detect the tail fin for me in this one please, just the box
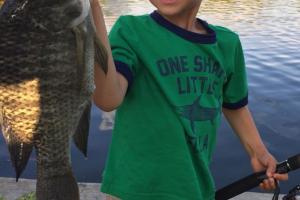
[36,169,79,200]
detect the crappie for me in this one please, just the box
[0,0,107,199]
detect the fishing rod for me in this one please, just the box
[282,185,300,200]
[215,154,300,200]
[272,184,300,200]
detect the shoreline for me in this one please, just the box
[0,177,286,200]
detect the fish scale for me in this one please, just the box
[0,0,108,199]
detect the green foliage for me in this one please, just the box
[0,195,5,200]
[16,192,36,200]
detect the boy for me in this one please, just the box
[91,0,288,199]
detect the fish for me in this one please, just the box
[176,95,220,151]
[0,0,108,199]
[175,95,221,133]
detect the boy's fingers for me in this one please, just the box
[267,180,274,190]
[274,173,289,181]
[262,179,270,190]
[260,178,277,191]
[259,183,265,190]
[266,162,276,177]
[269,178,276,189]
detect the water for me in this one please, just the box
[0,0,299,195]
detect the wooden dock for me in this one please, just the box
[0,177,290,200]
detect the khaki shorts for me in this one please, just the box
[106,195,120,200]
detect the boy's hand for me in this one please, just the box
[251,152,288,191]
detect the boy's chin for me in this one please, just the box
[156,7,184,18]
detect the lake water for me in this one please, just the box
[0,0,300,195]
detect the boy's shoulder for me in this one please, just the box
[208,24,240,42]
[209,24,239,37]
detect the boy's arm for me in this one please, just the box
[222,106,288,190]
[90,0,128,111]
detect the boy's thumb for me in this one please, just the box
[266,162,276,178]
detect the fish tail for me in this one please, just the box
[34,127,79,200]
[36,168,80,200]
[190,120,195,133]
[73,101,91,157]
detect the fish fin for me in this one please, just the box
[190,120,195,133]
[173,105,181,113]
[73,101,91,157]
[8,140,33,181]
[88,11,108,74]
[201,134,209,152]
[0,110,33,181]
[94,34,108,74]
[2,128,33,181]
[175,105,192,114]
[73,25,85,74]
[194,95,202,104]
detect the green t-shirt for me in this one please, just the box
[101,11,248,200]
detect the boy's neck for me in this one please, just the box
[157,7,207,35]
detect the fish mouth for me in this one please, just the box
[2,0,92,32]
[68,0,90,28]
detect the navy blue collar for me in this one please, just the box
[150,11,216,44]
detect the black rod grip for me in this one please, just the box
[215,154,300,200]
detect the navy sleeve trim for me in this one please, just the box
[114,60,134,88]
[222,95,248,109]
